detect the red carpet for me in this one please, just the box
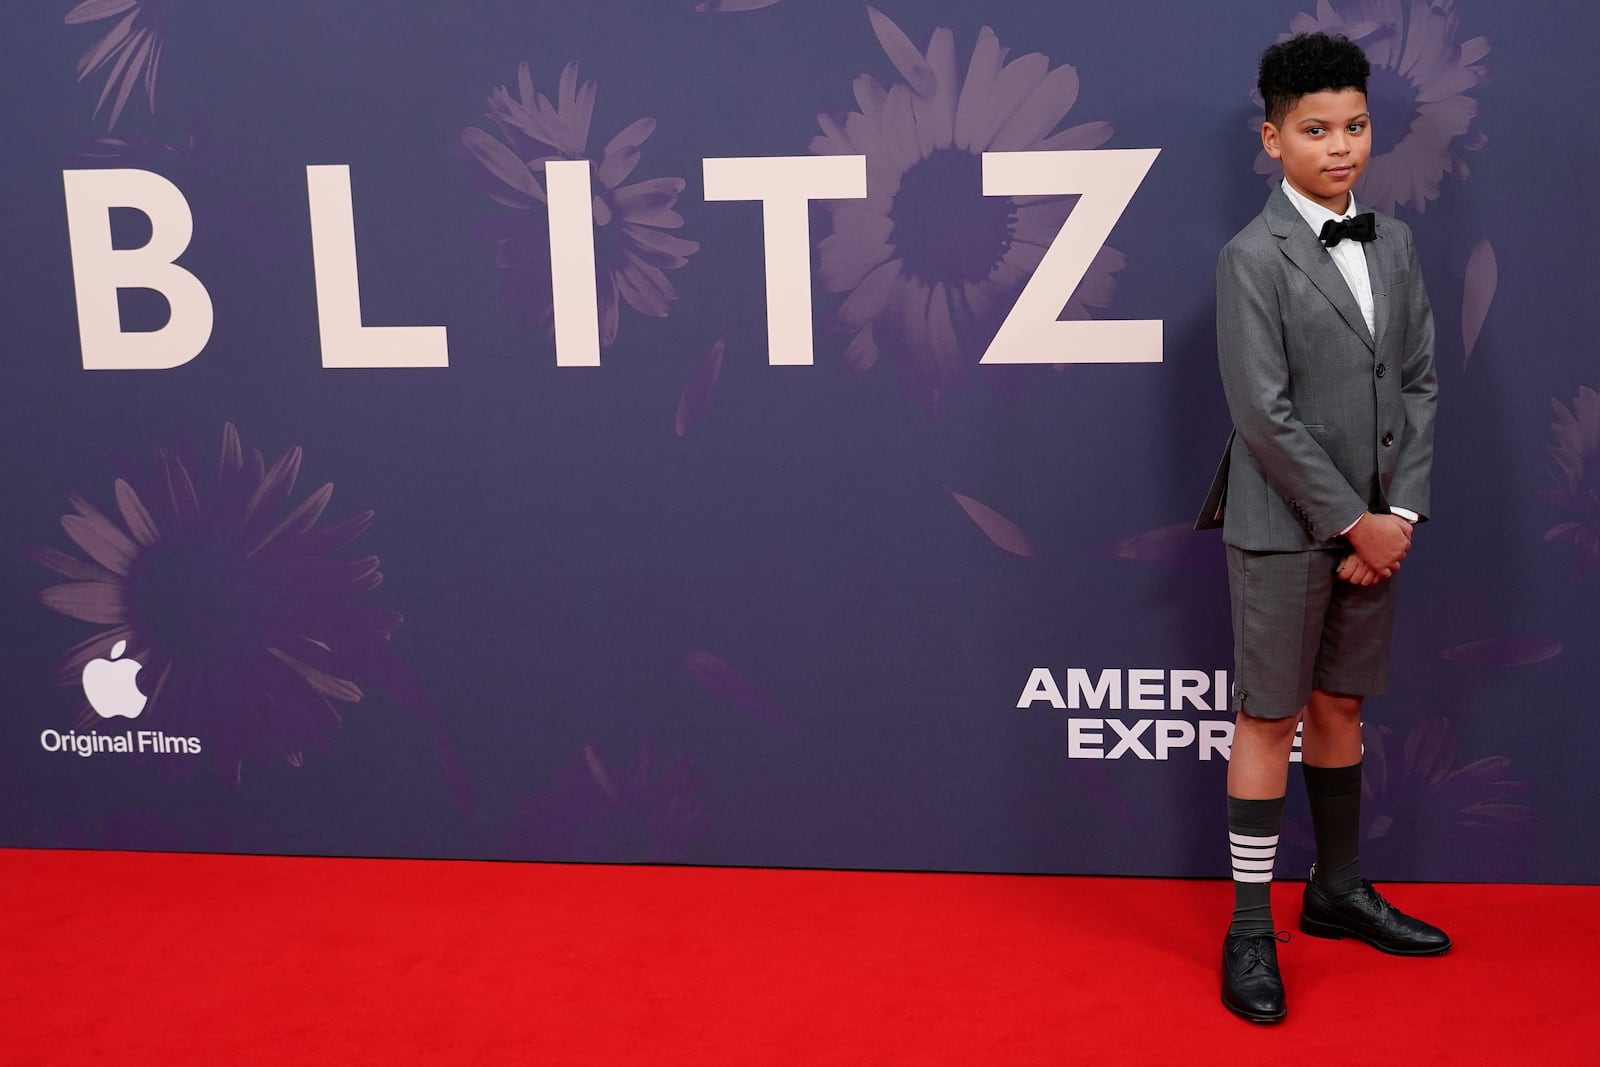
[3,850,1595,1065]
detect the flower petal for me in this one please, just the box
[675,340,725,437]
[842,326,880,374]
[615,262,672,318]
[1440,636,1563,667]
[596,117,655,189]
[954,27,1005,151]
[1037,120,1114,152]
[925,284,963,376]
[27,545,118,582]
[460,127,544,203]
[105,30,152,127]
[66,0,137,23]
[695,0,785,10]
[268,646,363,703]
[913,27,958,151]
[867,5,938,97]
[39,581,126,624]
[598,271,621,346]
[218,422,243,478]
[684,651,794,729]
[971,52,1050,152]
[74,11,137,78]
[619,223,700,268]
[114,478,160,546]
[1093,521,1221,568]
[990,62,1080,152]
[946,486,1037,557]
[249,482,334,557]
[838,256,905,331]
[61,512,137,575]
[1461,238,1496,366]
[242,446,303,533]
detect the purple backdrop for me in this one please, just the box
[2,0,1592,884]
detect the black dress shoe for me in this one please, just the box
[1300,876,1452,956]
[1221,931,1288,1023]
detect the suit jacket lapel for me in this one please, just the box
[1263,186,1375,352]
[1365,236,1390,353]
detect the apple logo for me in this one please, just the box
[82,639,148,719]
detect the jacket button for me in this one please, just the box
[1376,363,1387,377]
[1382,431,1395,446]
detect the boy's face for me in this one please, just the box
[1261,88,1371,212]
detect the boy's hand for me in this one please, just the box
[1336,553,1384,586]
[1344,512,1412,576]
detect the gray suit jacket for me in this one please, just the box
[1196,185,1438,551]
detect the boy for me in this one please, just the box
[1197,32,1448,1024]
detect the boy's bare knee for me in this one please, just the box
[1306,689,1363,724]
[1235,708,1303,741]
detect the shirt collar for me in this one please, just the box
[1280,178,1359,237]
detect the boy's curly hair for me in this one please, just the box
[1259,33,1370,127]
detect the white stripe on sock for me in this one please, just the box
[1230,831,1278,884]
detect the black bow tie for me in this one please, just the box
[1319,213,1376,247]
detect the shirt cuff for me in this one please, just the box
[1390,507,1420,523]
[1337,512,1364,537]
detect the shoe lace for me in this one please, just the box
[1351,879,1391,915]
[1235,931,1290,975]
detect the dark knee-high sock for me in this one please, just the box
[1227,794,1285,936]
[1304,762,1363,894]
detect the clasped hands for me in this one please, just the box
[1336,512,1413,586]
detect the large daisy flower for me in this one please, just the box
[32,424,402,781]
[1542,386,1600,575]
[459,63,700,348]
[1254,0,1489,214]
[66,0,173,129]
[1282,717,1531,876]
[810,7,1121,410]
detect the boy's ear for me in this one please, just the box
[1261,120,1283,160]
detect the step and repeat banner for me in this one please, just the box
[2,1,1594,883]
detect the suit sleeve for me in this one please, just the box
[1384,225,1438,520]
[1216,241,1368,541]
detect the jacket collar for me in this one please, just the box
[1264,184,1378,352]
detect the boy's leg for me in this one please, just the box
[1297,589,1452,954]
[1222,546,1333,1023]
[1222,709,1298,1023]
[1226,710,1300,934]
[1301,689,1364,894]
[1224,546,1332,932]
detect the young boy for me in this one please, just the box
[1197,32,1448,1024]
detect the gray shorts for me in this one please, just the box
[1226,545,1398,720]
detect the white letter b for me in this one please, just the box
[63,169,214,370]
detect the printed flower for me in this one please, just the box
[459,63,700,348]
[695,0,785,10]
[810,7,1121,410]
[1360,718,1531,838]
[1541,386,1600,575]
[32,424,402,780]
[1255,0,1489,215]
[512,741,706,862]
[1283,717,1531,875]
[66,0,173,129]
